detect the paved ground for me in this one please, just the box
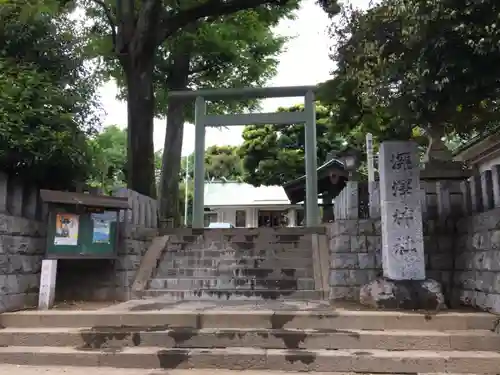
[0,366,304,375]
[0,366,475,375]
[55,297,481,313]
[99,298,336,312]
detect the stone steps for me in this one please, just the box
[1,327,499,351]
[156,257,313,269]
[164,249,313,258]
[1,308,497,372]
[1,310,495,330]
[2,368,477,375]
[150,231,317,301]
[148,277,315,290]
[156,267,313,278]
[0,345,499,372]
[1,368,474,375]
[140,289,323,301]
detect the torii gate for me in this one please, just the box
[168,86,320,228]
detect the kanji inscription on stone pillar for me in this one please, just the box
[379,141,425,280]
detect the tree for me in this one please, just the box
[87,125,127,191]
[204,145,243,181]
[179,146,243,181]
[88,126,163,192]
[323,0,500,161]
[239,103,346,186]
[0,4,100,189]
[156,5,299,224]
[82,0,331,199]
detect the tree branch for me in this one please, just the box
[189,64,211,76]
[90,0,117,50]
[158,0,291,44]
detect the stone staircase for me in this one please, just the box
[144,228,324,300]
[0,307,499,372]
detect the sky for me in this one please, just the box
[97,0,372,156]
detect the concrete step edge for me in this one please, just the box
[1,327,496,336]
[146,287,315,292]
[1,310,494,318]
[149,277,315,281]
[2,327,499,351]
[155,267,312,270]
[0,346,499,372]
[140,290,322,298]
[162,257,313,261]
[0,312,495,330]
[140,290,323,300]
[164,249,313,253]
[0,369,483,375]
[140,289,321,294]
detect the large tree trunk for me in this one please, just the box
[124,55,157,198]
[158,48,191,226]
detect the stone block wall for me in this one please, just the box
[0,214,46,313]
[114,226,156,300]
[327,219,382,300]
[424,219,455,301]
[327,218,456,302]
[453,208,500,312]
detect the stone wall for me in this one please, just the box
[115,227,156,300]
[0,214,46,313]
[424,218,455,302]
[453,208,500,312]
[327,217,456,302]
[327,219,381,300]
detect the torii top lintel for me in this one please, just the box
[167,85,318,101]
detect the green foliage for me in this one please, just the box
[322,0,500,141]
[87,125,127,192]
[0,5,100,189]
[239,104,346,186]
[180,145,243,181]
[170,5,298,117]
[204,146,243,181]
[89,126,243,191]
[85,2,300,118]
[77,0,342,197]
[316,0,341,16]
[88,126,163,192]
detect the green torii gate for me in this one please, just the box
[168,85,319,228]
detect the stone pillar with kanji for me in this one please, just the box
[359,141,446,310]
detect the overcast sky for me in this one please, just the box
[97,0,372,156]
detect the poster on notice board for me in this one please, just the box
[54,213,79,246]
[91,212,115,244]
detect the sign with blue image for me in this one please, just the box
[91,211,116,244]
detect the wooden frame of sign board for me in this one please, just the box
[40,189,130,260]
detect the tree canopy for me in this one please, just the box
[153,4,297,224]
[0,4,100,189]
[79,0,338,198]
[89,126,243,189]
[204,145,243,181]
[239,103,346,186]
[88,126,163,192]
[320,0,500,146]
